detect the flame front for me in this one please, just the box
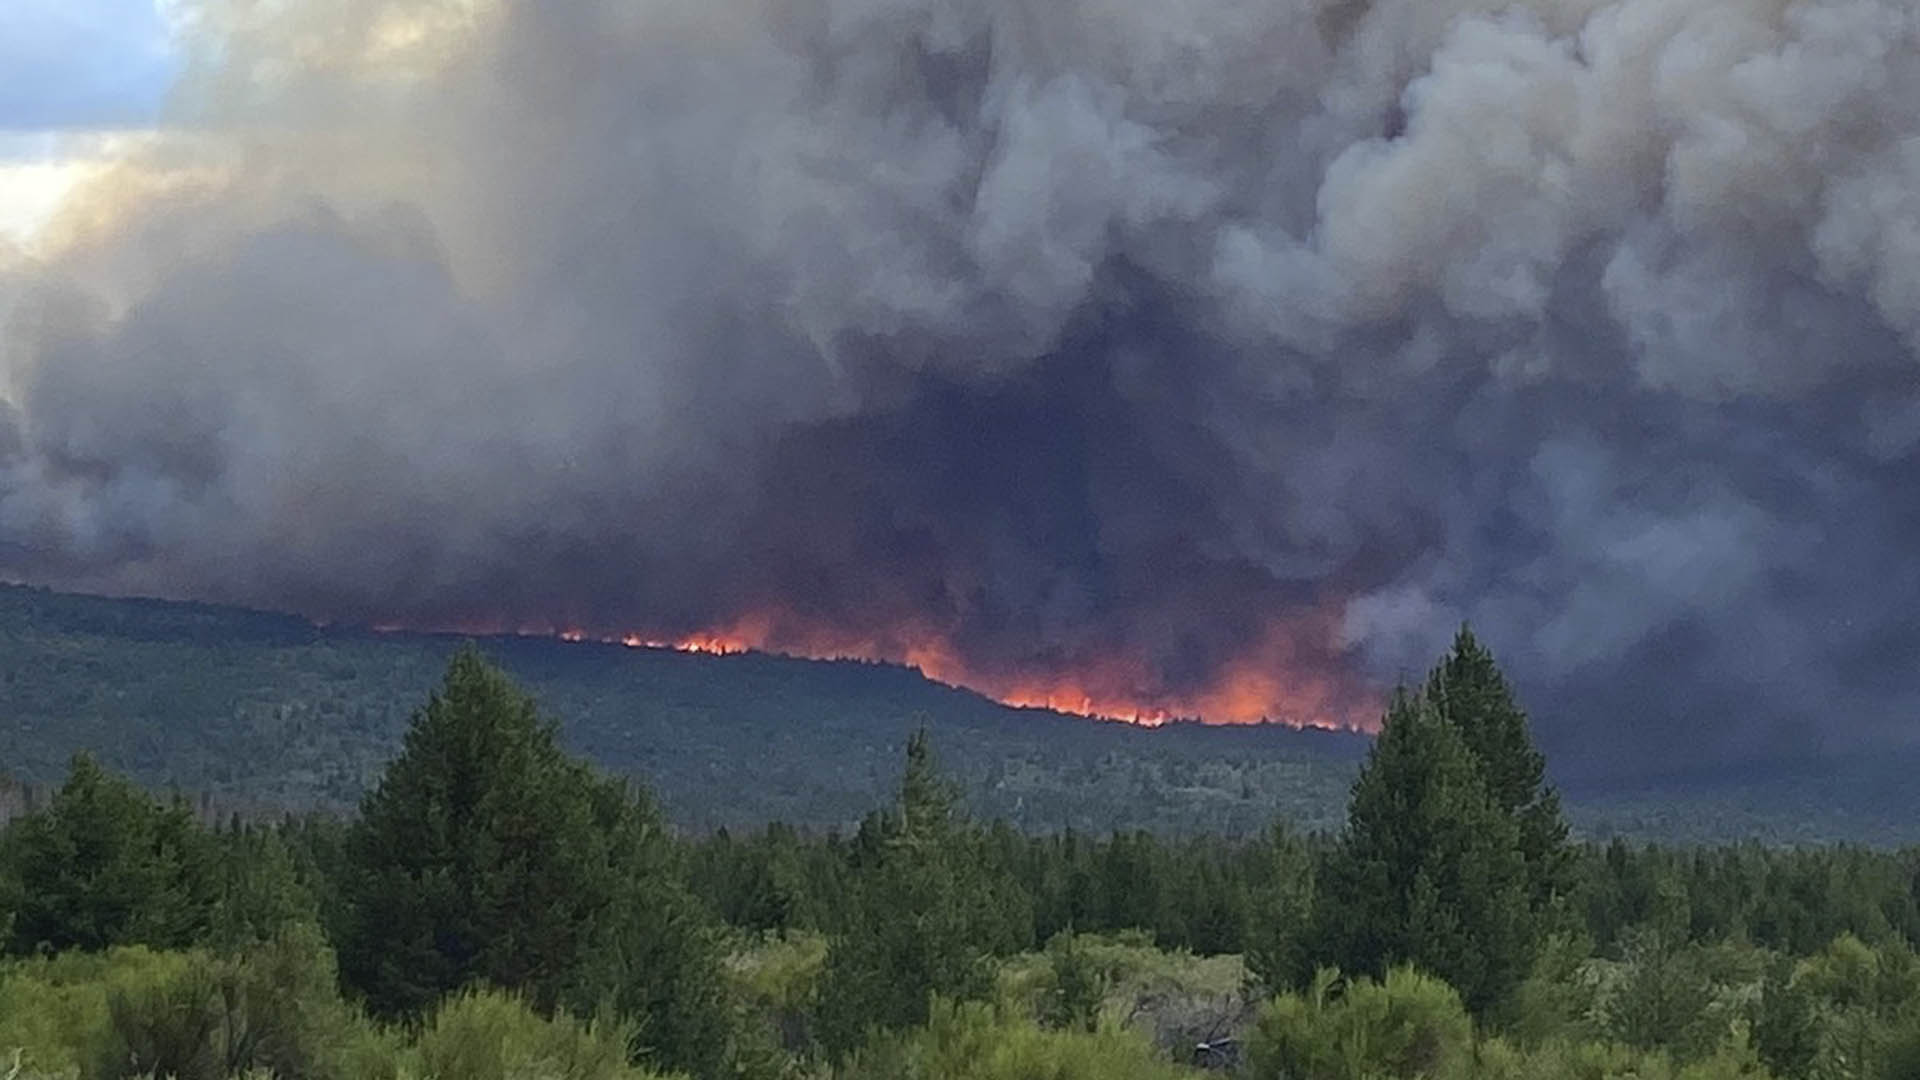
[540,609,1378,731]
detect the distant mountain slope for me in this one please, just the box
[0,584,1367,834]
[0,583,1913,843]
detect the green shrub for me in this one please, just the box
[99,925,392,1080]
[725,931,827,1056]
[1245,967,1473,1080]
[1039,931,1105,1033]
[408,989,675,1080]
[1498,931,1601,1046]
[1586,932,1768,1059]
[0,946,192,1077]
[0,931,393,1080]
[836,998,1188,1080]
[993,932,1245,1036]
[1879,1014,1920,1080]
[1457,1037,1678,1080]
[1795,934,1920,1017]
[1781,937,1920,1080]
[103,958,227,1080]
[1392,1033,1774,1080]
[1452,1036,1652,1080]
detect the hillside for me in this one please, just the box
[0,584,1369,834]
[0,583,1914,842]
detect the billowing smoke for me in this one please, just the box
[5,0,1920,776]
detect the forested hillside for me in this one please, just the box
[0,584,1365,835]
[0,583,1916,842]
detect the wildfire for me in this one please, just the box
[375,605,1374,730]
[617,631,751,656]
[531,609,1377,732]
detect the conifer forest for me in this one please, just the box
[6,632,1920,1079]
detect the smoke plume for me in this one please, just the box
[6,0,1920,775]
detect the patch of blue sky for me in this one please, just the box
[0,0,181,136]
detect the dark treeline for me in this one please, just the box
[688,812,1920,964]
[4,633,1920,1078]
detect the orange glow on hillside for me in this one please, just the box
[520,608,1379,732]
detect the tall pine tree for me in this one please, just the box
[816,729,1021,1056]
[1314,690,1533,1014]
[338,648,607,1017]
[336,648,732,1076]
[1244,822,1316,992]
[1424,626,1572,914]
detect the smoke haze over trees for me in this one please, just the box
[5,0,1920,776]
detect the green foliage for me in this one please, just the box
[834,998,1190,1080]
[0,950,682,1080]
[15,605,1920,1080]
[1317,690,1533,1014]
[409,989,676,1080]
[0,946,195,1077]
[1039,931,1105,1032]
[337,648,734,1077]
[1243,822,1316,992]
[1462,1035,1775,1080]
[690,827,818,934]
[339,648,606,1017]
[1772,934,1920,1079]
[1424,627,1573,912]
[1496,927,1606,1047]
[1880,1016,1920,1080]
[1306,631,1570,1017]
[0,930,392,1080]
[1573,841,1920,958]
[2,753,218,955]
[1793,933,1920,1018]
[1246,966,1475,1080]
[1248,965,1779,1080]
[816,732,1021,1057]
[995,931,1250,1066]
[562,801,739,1080]
[101,924,390,1080]
[724,931,829,1058]
[1751,955,1819,1078]
[209,825,320,949]
[1585,931,1769,1059]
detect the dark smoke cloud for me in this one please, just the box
[4,0,1920,776]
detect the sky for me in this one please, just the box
[0,0,178,243]
[0,0,176,130]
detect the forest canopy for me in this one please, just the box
[4,634,1920,1078]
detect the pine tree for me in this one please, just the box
[816,729,1014,1057]
[337,647,731,1076]
[1423,626,1572,912]
[1314,690,1533,1014]
[567,775,737,1080]
[210,823,319,949]
[3,753,216,954]
[338,648,605,1017]
[1245,822,1316,992]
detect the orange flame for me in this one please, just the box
[372,604,1376,731]
[527,608,1379,732]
